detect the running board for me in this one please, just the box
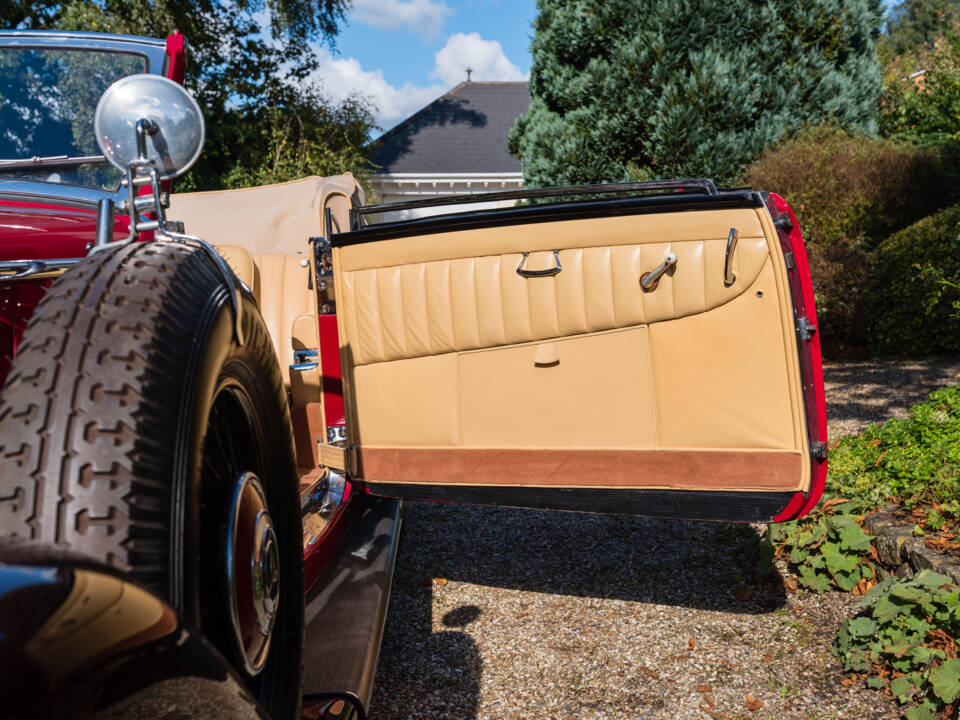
[362,483,795,523]
[301,494,402,711]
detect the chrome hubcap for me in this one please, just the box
[225,472,279,676]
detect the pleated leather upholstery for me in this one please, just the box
[339,236,768,366]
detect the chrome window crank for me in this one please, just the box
[639,251,677,292]
[724,227,738,286]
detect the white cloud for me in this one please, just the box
[311,48,446,130]
[431,32,526,87]
[309,33,526,132]
[351,0,453,38]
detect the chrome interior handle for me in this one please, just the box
[639,251,677,292]
[516,250,562,278]
[724,227,738,286]
[291,348,318,372]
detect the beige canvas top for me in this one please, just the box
[168,174,365,255]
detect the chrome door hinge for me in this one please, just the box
[798,316,817,341]
[326,424,347,444]
[810,442,828,463]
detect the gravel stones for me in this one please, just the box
[824,356,960,438]
[370,501,898,719]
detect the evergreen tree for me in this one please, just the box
[509,0,884,186]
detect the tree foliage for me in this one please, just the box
[879,1,960,144]
[509,0,884,187]
[2,0,375,190]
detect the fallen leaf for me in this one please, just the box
[745,694,764,711]
[823,497,852,508]
[783,577,798,593]
[841,677,854,687]
[638,666,659,680]
[869,545,880,563]
[704,695,716,710]
[688,637,696,650]
[696,685,713,693]
[516,612,529,619]
[761,654,772,663]
[667,678,676,684]
[434,577,447,585]
[735,588,754,601]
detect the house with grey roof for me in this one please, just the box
[367,81,529,218]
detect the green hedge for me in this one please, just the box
[746,126,957,355]
[869,205,960,356]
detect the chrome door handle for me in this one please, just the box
[724,227,738,286]
[516,250,562,278]
[291,348,318,372]
[639,251,677,292]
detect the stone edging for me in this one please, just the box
[863,506,960,585]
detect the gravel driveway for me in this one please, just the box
[370,359,959,719]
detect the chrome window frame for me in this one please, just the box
[0,30,166,73]
[0,30,170,208]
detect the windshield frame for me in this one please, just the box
[0,31,166,73]
[0,31,169,198]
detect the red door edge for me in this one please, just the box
[765,193,828,522]
[164,32,187,83]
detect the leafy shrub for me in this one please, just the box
[834,571,960,718]
[827,385,960,508]
[869,204,960,356]
[747,125,954,250]
[746,125,956,355]
[768,499,877,592]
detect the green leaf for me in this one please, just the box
[910,646,945,666]
[905,704,938,720]
[866,677,887,690]
[833,569,861,591]
[890,584,927,603]
[891,674,919,701]
[846,616,878,638]
[858,576,897,609]
[811,572,833,594]
[929,658,960,703]
[914,570,954,590]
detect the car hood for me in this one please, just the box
[0,202,128,261]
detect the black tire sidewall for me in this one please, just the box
[174,285,303,719]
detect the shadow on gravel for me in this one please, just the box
[369,500,786,719]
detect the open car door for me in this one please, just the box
[325,181,827,523]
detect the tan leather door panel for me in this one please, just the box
[333,207,808,493]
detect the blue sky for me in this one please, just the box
[310,0,537,135]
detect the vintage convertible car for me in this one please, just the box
[0,31,398,720]
[0,27,827,720]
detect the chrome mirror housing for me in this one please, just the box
[94,74,203,180]
[93,74,204,245]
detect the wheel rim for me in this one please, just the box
[225,471,280,676]
[198,375,281,698]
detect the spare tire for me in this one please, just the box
[0,241,303,718]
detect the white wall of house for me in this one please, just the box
[369,171,524,220]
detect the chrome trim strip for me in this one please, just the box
[0,257,82,280]
[0,179,122,210]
